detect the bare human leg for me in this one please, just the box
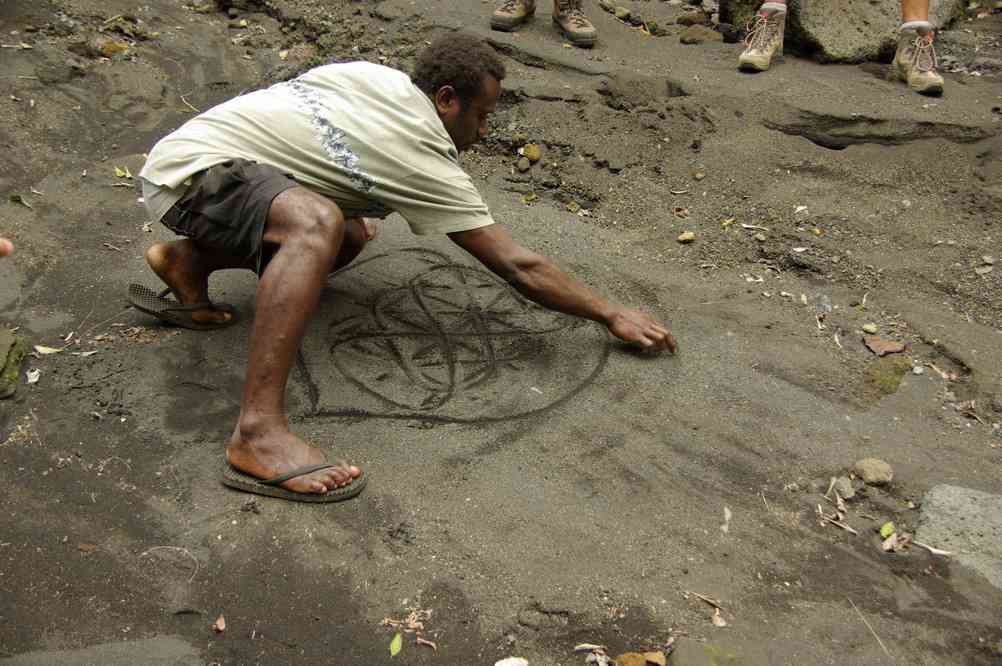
[222,187,363,494]
[901,0,930,22]
[145,216,375,324]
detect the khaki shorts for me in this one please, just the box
[160,159,298,273]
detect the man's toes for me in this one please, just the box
[349,465,361,478]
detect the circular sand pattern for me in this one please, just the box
[298,248,609,423]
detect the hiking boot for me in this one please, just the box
[492,0,536,31]
[892,28,944,96]
[738,3,786,72]
[553,0,597,48]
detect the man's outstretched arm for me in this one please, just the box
[449,224,677,353]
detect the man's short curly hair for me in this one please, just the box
[412,32,506,105]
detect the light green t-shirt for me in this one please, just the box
[139,62,494,235]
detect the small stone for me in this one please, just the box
[852,458,893,486]
[677,231,696,244]
[863,335,906,357]
[521,143,543,163]
[510,132,529,148]
[753,232,766,242]
[692,170,705,181]
[614,6,631,21]
[516,157,531,173]
[565,201,580,214]
[679,24,723,44]
[983,255,996,265]
[832,476,856,500]
[912,366,925,375]
[974,265,994,276]
[676,10,709,25]
[862,323,878,334]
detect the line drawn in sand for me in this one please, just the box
[296,248,610,423]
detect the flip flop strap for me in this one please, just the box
[261,463,337,486]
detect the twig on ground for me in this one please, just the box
[847,597,892,659]
[685,591,724,610]
[823,515,858,535]
[180,95,200,113]
[913,540,953,557]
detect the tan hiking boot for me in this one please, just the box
[492,0,536,31]
[553,0,597,48]
[738,3,786,72]
[892,28,944,96]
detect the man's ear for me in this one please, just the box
[434,85,460,115]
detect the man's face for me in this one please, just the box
[436,75,501,152]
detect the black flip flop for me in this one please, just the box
[127,283,238,331]
[221,463,367,503]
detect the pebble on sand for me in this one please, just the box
[677,231,696,244]
[516,157,531,173]
[680,25,724,45]
[522,143,543,163]
[862,323,878,334]
[852,458,893,486]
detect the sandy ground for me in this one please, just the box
[1,0,1001,664]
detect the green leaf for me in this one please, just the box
[879,522,896,539]
[389,631,402,657]
[114,166,127,178]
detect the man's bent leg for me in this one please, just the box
[225,187,361,495]
[145,240,255,325]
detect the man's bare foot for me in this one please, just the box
[145,241,234,325]
[226,425,361,495]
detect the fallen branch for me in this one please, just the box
[685,591,724,610]
[913,540,952,557]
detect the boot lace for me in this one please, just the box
[556,0,590,27]
[910,32,938,73]
[744,11,782,50]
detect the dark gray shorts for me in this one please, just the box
[161,159,298,271]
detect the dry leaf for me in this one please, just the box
[212,615,226,633]
[77,543,98,553]
[416,637,437,651]
[712,608,727,627]
[574,643,607,653]
[33,345,63,355]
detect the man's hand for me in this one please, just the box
[607,307,677,353]
[449,224,678,354]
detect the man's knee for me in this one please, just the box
[292,201,346,256]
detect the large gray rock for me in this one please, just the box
[719,0,966,62]
[918,485,1002,591]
